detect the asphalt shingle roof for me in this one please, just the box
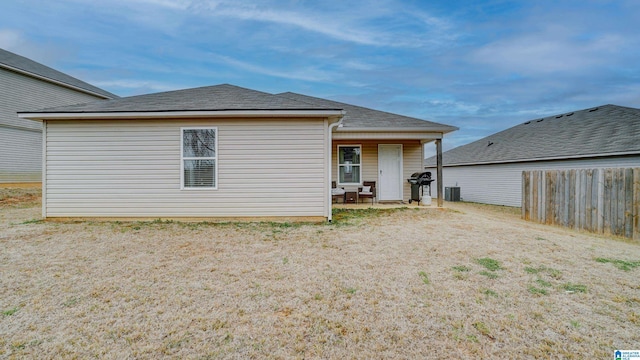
[0,48,118,99]
[27,84,342,113]
[278,92,458,132]
[23,85,459,134]
[425,104,640,167]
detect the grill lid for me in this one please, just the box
[408,171,433,185]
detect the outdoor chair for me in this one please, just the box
[358,181,376,204]
[331,181,345,203]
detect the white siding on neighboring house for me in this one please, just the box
[44,118,328,218]
[0,126,41,182]
[0,68,107,182]
[426,156,640,207]
[333,139,423,201]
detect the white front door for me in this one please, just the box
[378,144,403,200]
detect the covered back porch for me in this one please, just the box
[330,133,445,207]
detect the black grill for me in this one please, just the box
[407,171,434,204]
[408,171,432,185]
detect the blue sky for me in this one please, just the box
[1,0,639,155]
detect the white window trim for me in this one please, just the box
[337,144,362,186]
[181,127,218,190]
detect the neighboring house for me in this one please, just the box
[20,84,457,221]
[425,104,640,207]
[0,48,117,183]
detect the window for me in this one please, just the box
[338,145,361,184]
[181,127,217,189]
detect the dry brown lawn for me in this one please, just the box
[1,187,639,359]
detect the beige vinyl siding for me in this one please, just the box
[0,67,107,182]
[332,139,423,201]
[45,118,328,218]
[427,156,640,207]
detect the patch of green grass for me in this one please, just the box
[570,320,581,328]
[452,265,471,272]
[282,257,289,265]
[595,257,640,271]
[344,287,357,295]
[528,286,548,296]
[475,257,501,271]
[524,266,540,274]
[467,335,478,342]
[263,221,298,229]
[546,268,563,279]
[62,297,79,307]
[418,271,430,285]
[524,265,562,279]
[466,335,479,343]
[479,271,498,279]
[20,218,43,225]
[562,283,587,293]
[2,307,19,316]
[330,207,411,225]
[472,321,493,339]
[535,279,552,288]
[452,266,471,279]
[482,289,499,297]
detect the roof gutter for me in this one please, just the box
[338,126,458,133]
[18,109,346,121]
[425,151,640,168]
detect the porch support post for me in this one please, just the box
[436,138,443,207]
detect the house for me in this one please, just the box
[19,84,457,221]
[0,48,118,183]
[424,104,640,207]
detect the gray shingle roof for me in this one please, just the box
[425,104,640,167]
[25,84,342,114]
[278,92,458,132]
[23,85,459,135]
[0,48,118,99]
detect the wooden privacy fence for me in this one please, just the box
[522,168,640,241]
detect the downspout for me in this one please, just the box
[327,115,345,222]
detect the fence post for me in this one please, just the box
[596,169,604,233]
[633,168,640,241]
[625,168,634,239]
[522,171,530,220]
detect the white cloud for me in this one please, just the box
[91,79,181,94]
[209,53,335,82]
[132,0,190,9]
[471,23,627,75]
[0,29,23,49]
[0,28,69,65]
[186,0,452,48]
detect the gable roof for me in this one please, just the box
[278,92,458,133]
[425,104,640,167]
[0,48,118,99]
[19,84,344,119]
